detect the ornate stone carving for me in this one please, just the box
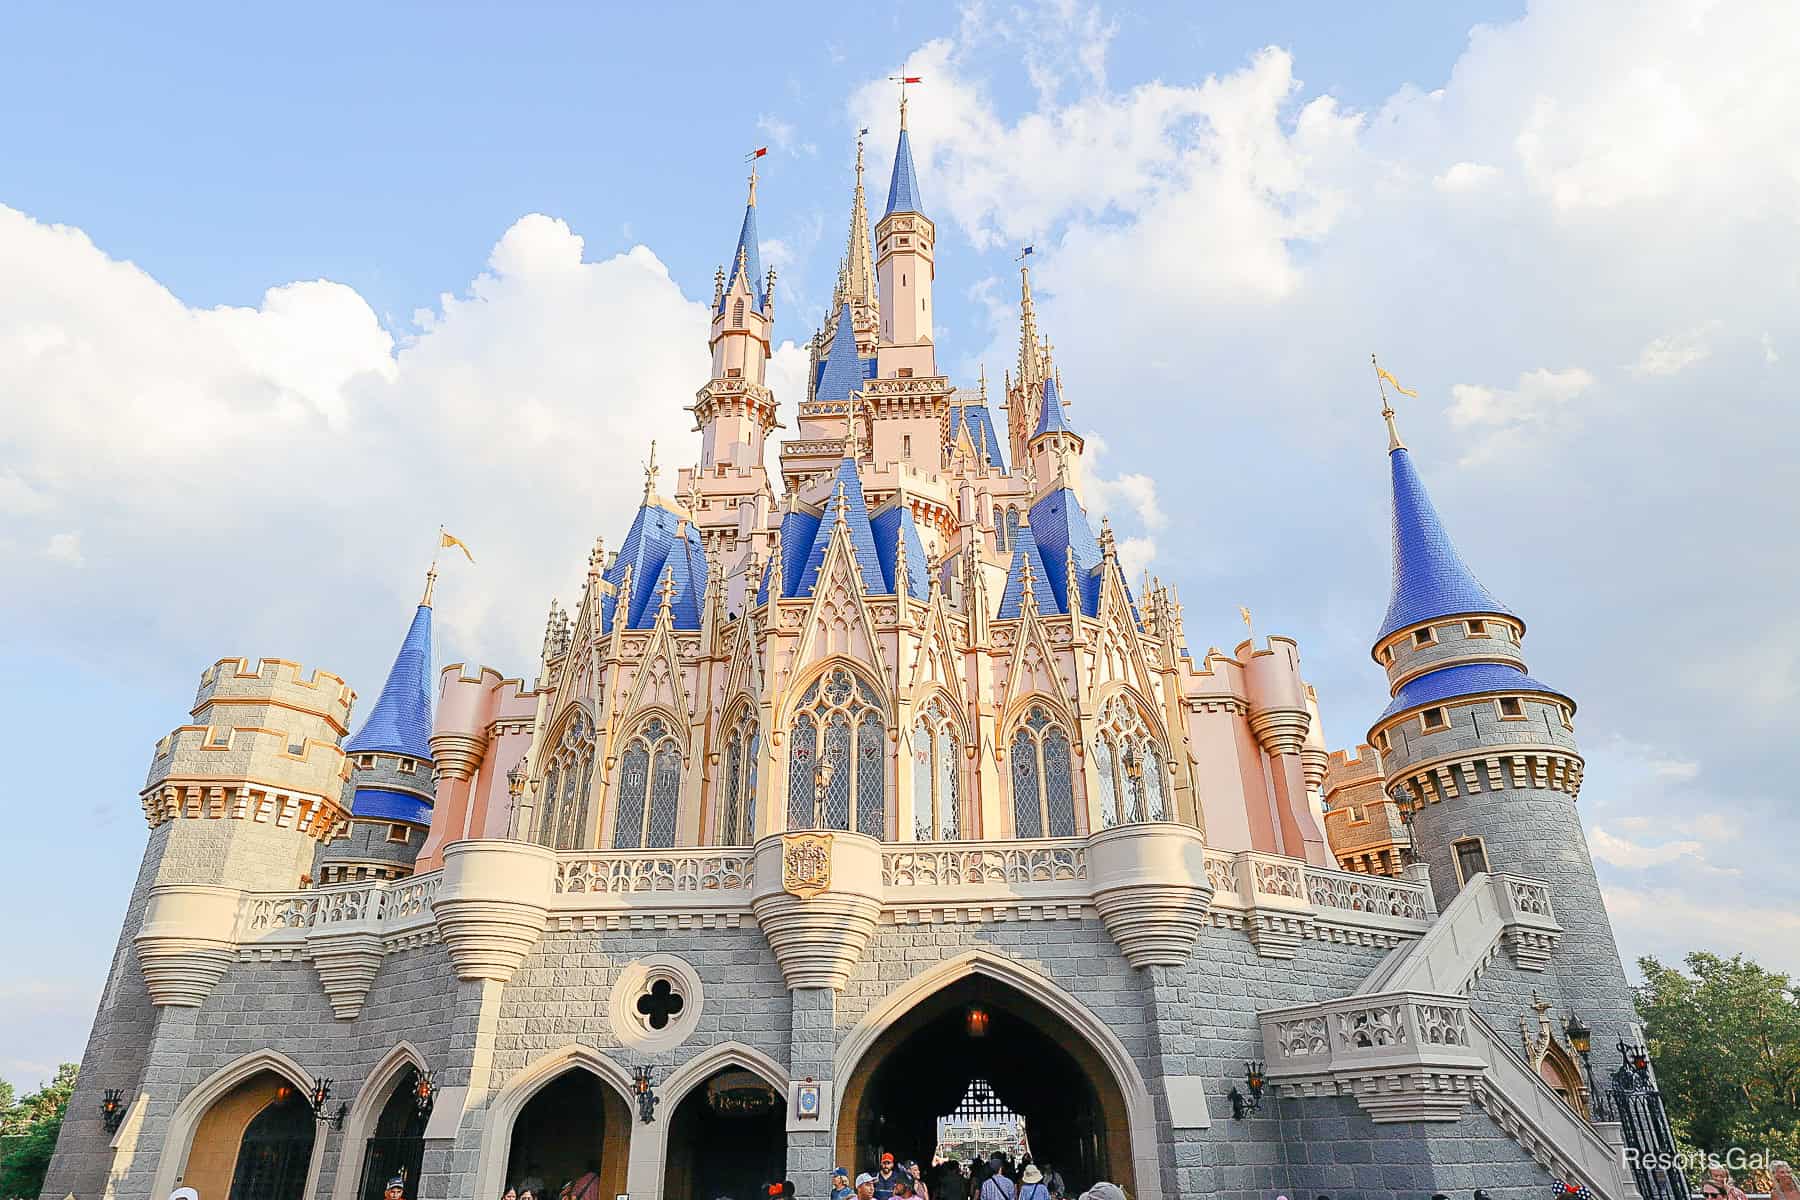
[881,842,1085,887]
[1086,823,1213,968]
[554,852,753,894]
[781,832,833,899]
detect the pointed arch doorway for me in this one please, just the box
[355,1067,428,1200]
[837,969,1139,1198]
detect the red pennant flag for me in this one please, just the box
[902,76,922,83]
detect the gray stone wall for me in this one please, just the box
[487,924,790,1085]
[1275,1093,1558,1200]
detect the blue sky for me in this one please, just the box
[3,0,1796,1085]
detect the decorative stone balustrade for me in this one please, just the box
[1202,849,1433,957]
[552,849,755,897]
[1260,991,1488,1121]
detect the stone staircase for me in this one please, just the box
[1261,872,1639,1200]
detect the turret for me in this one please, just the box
[827,132,881,356]
[696,170,780,474]
[875,91,936,377]
[1364,393,1635,1044]
[316,575,437,884]
[1028,370,1085,495]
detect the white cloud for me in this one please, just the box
[1631,321,1720,376]
[1434,161,1500,192]
[44,532,82,566]
[0,204,710,674]
[756,114,815,158]
[1590,826,1705,869]
[1764,332,1780,364]
[1606,886,1800,978]
[1446,367,1595,463]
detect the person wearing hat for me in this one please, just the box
[384,1174,408,1200]
[873,1153,912,1199]
[1017,1164,1050,1200]
[855,1173,879,1199]
[830,1167,855,1200]
[978,1154,1016,1200]
[1076,1185,1125,1200]
[906,1160,930,1200]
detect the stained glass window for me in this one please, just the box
[536,708,595,849]
[1009,704,1076,838]
[911,695,963,841]
[787,666,889,837]
[716,710,759,845]
[614,716,682,848]
[1091,694,1171,829]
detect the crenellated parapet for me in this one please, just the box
[142,657,354,842]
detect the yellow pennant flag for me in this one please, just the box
[1239,605,1253,632]
[1377,366,1418,398]
[440,530,475,564]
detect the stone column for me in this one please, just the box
[786,987,838,1185]
[1139,965,1216,1198]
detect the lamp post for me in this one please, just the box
[1563,1014,1610,1121]
[506,758,530,840]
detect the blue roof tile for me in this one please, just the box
[996,524,1056,618]
[796,459,885,595]
[349,786,432,824]
[948,401,1008,470]
[1377,447,1516,643]
[870,503,930,599]
[1028,486,1104,614]
[1033,374,1073,437]
[345,604,434,760]
[815,304,870,402]
[885,128,923,216]
[600,501,707,631]
[1377,662,1570,723]
[720,199,766,314]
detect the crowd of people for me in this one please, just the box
[792,1150,1124,1200]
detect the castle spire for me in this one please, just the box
[344,595,435,761]
[844,132,877,310]
[721,170,765,313]
[1375,429,1516,647]
[642,440,660,502]
[885,97,923,216]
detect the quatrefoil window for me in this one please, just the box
[635,978,686,1030]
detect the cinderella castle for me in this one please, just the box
[44,97,1661,1200]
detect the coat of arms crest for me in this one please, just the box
[781,832,833,899]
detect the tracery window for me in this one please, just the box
[614,716,682,849]
[1091,694,1168,828]
[716,707,760,846]
[786,666,887,837]
[1009,704,1076,838]
[911,695,963,841]
[536,708,595,850]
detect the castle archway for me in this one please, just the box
[153,1051,326,1200]
[661,1060,788,1200]
[835,955,1156,1199]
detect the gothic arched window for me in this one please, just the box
[537,708,595,850]
[716,707,759,846]
[787,666,887,837]
[1009,704,1076,838]
[1091,694,1168,828]
[614,716,683,849]
[911,695,963,841]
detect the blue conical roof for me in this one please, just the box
[816,303,868,401]
[996,523,1055,619]
[1376,447,1516,643]
[345,603,434,760]
[721,196,765,314]
[1033,374,1072,437]
[1029,485,1104,615]
[602,500,709,632]
[796,459,886,595]
[885,128,923,216]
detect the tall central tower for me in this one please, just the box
[875,91,936,379]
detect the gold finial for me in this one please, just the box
[642,440,660,502]
[978,362,988,400]
[1372,353,1410,452]
[589,536,607,581]
[421,565,438,607]
[1239,605,1253,638]
[747,165,758,206]
[900,90,909,131]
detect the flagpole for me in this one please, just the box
[1372,353,1406,452]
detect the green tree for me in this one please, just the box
[1637,952,1800,1174]
[0,1064,78,1199]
